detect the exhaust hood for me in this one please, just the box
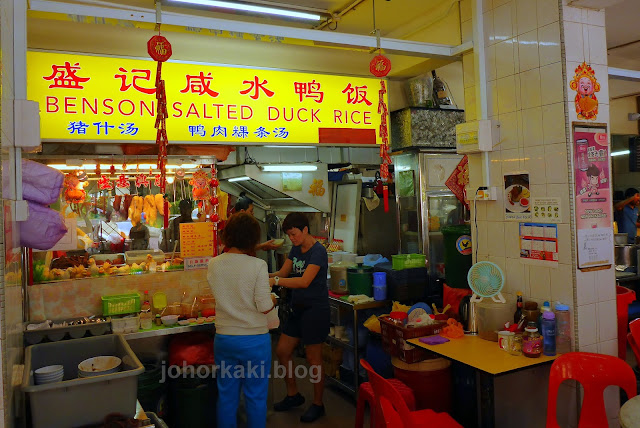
[219,164,330,212]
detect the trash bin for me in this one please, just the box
[441,225,472,289]
[618,285,636,359]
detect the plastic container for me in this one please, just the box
[522,324,542,358]
[168,366,217,428]
[102,293,141,316]
[112,315,140,334]
[441,225,473,289]
[373,284,387,301]
[541,311,556,356]
[538,301,551,331]
[22,335,144,428]
[476,297,513,342]
[330,261,355,295]
[554,303,571,354]
[523,301,540,325]
[374,263,429,302]
[392,254,426,270]
[347,264,373,296]
[392,357,452,413]
[618,285,637,359]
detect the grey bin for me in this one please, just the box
[22,334,144,428]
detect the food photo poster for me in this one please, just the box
[505,173,531,221]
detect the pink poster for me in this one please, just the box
[574,129,611,230]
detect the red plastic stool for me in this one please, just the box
[356,378,416,428]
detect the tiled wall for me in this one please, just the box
[462,0,616,426]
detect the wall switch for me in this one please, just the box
[474,187,498,201]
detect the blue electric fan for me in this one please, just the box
[467,261,506,303]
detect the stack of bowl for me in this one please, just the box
[78,356,122,378]
[34,365,64,385]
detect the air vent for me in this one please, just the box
[630,137,640,172]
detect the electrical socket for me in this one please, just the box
[473,187,498,201]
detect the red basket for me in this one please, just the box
[379,316,446,363]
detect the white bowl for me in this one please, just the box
[36,375,63,385]
[35,372,64,380]
[161,315,179,326]
[35,365,63,376]
[78,356,121,375]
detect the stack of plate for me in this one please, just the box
[78,356,122,378]
[34,365,64,385]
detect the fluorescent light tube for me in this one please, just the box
[262,165,318,172]
[228,176,252,182]
[611,150,630,157]
[170,0,322,20]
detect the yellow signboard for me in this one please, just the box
[27,51,386,145]
[179,222,214,258]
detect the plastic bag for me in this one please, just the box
[392,301,411,313]
[169,332,214,366]
[443,284,472,318]
[19,201,68,250]
[5,160,64,205]
[363,254,389,267]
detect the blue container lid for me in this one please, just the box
[543,311,556,320]
[555,303,570,311]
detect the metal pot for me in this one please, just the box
[615,233,629,245]
[615,245,638,267]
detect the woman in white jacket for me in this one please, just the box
[208,213,276,428]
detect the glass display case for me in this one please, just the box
[393,150,467,278]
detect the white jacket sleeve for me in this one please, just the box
[254,261,274,313]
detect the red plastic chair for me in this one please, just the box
[360,359,462,428]
[356,377,416,428]
[629,319,640,363]
[546,352,637,428]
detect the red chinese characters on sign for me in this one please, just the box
[180,72,220,97]
[370,54,392,78]
[147,35,172,62]
[240,76,275,100]
[342,83,372,106]
[98,175,113,190]
[154,174,165,188]
[115,174,130,188]
[445,155,469,209]
[43,62,90,89]
[136,174,150,188]
[293,80,324,103]
[114,68,156,94]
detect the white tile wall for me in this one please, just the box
[495,39,517,79]
[550,263,574,305]
[529,265,551,300]
[487,44,498,82]
[537,0,559,27]
[540,62,565,105]
[538,23,562,67]
[520,68,542,110]
[588,26,607,66]
[597,339,618,357]
[576,268,597,306]
[597,300,617,342]
[564,21,584,63]
[499,111,519,150]
[463,54,475,88]
[497,75,518,114]
[464,87,477,121]
[586,9,605,27]
[577,304,597,346]
[487,222,506,257]
[518,30,540,72]
[493,3,514,43]
[484,10,495,46]
[515,0,537,35]
[460,0,472,23]
[542,103,566,144]
[505,257,528,296]
[545,143,569,184]
[557,224,572,265]
[524,145,546,185]
[595,268,616,302]
[521,107,544,147]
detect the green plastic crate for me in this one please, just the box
[102,293,141,316]
[392,254,426,270]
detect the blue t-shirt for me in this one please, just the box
[288,241,328,307]
[620,205,639,243]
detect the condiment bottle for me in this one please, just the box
[141,290,151,313]
[554,303,572,354]
[522,322,542,358]
[514,291,523,324]
[541,311,556,356]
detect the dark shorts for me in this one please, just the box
[282,305,330,345]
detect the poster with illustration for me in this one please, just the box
[574,125,613,269]
[504,173,531,221]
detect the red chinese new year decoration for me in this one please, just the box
[376,80,392,179]
[154,174,165,188]
[148,32,172,194]
[370,54,391,78]
[98,175,113,190]
[136,174,150,188]
[109,164,116,175]
[147,35,173,62]
[190,169,211,201]
[445,155,470,209]
[115,174,130,188]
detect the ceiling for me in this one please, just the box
[27,0,463,79]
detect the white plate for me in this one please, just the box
[35,365,64,375]
[505,185,530,213]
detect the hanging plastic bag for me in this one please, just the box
[19,201,68,250]
[3,160,64,205]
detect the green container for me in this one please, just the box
[441,225,473,289]
[392,254,426,270]
[169,366,217,428]
[101,293,141,316]
[347,264,374,296]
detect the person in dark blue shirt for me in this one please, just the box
[269,212,329,423]
[615,188,640,243]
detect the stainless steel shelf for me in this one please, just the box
[326,334,354,350]
[326,375,356,394]
[123,322,215,340]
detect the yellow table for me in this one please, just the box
[407,334,558,375]
[407,334,558,427]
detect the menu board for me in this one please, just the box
[180,222,214,258]
[519,223,558,264]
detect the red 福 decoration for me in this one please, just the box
[370,54,391,78]
[445,155,470,209]
[148,32,172,194]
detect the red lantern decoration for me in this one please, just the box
[211,213,220,223]
[209,178,219,188]
[109,164,116,175]
[147,35,173,62]
[370,54,391,77]
[210,196,219,205]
